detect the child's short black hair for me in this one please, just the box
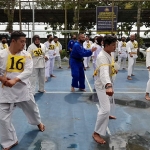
[10,31,26,42]
[103,35,117,48]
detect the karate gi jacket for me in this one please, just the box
[70,42,92,60]
[146,47,150,68]
[83,41,93,50]
[126,40,138,58]
[92,43,102,64]
[118,41,127,58]
[0,49,33,103]
[55,41,62,57]
[44,41,56,59]
[67,39,77,53]
[27,43,49,68]
[95,50,118,90]
[0,43,8,50]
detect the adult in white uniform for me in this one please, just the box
[93,35,118,144]
[83,36,93,68]
[145,47,150,100]
[0,37,8,50]
[92,36,103,72]
[27,35,49,95]
[54,36,63,69]
[117,37,127,70]
[44,34,56,78]
[0,31,45,150]
[92,36,103,91]
[126,34,138,80]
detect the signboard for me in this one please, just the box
[96,6,118,34]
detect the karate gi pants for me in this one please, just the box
[128,55,136,76]
[146,71,150,93]
[118,56,126,69]
[45,61,49,78]
[0,99,41,148]
[49,58,55,75]
[55,56,62,67]
[94,89,110,136]
[30,68,45,95]
[93,62,96,72]
[83,57,90,68]
[70,59,85,89]
[93,62,97,89]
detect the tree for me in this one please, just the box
[0,0,17,33]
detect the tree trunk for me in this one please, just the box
[137,2,142,52]
[73,0,79,31]
[5,0,16,33]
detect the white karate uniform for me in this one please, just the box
[55,41,62,68]
[83,40,93,67]
[0,43,8,50]
[126,40,138,76]
[44,41,56,76]
[0,50,41,149]
[146,48,150,93]
[94,50,117,136]
[118,41,127,69]
[113,40,118,61]
[92,43,102,72]
[27,43,49,94]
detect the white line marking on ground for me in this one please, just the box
[96,104,111,135]
[85,74,93,92]
[115,91,145,94]
[36,91,145,94]
[36,91,95,94]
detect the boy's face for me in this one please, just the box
[14,37,26,52]
[105,42,116,53]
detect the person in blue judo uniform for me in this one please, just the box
[70,33,97,92]
[67,35,77,68]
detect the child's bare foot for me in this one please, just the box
[109,115,116,119]
[92,132,106,144]
[37,123,45,132]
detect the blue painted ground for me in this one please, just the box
[2,61,150,150]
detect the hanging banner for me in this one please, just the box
[96,6,118,34]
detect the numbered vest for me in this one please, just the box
[122,42,126,47]
[33,48,43,56]
[87,43,91,49]
[132,42,138,48]
[3,44,8,49]
[55,42,59,47]
[6,54,25,72]
[49,44,55,50]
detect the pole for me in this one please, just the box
[31,1,35,43]
[19,0,22,31]
[65,0,67,51]
[137,2,141,53]
[111,0,114,34]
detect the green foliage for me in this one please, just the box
[60,49,69,59]
[136,37,144,48]
[117,22,134,37]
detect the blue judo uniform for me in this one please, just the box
[67,39,77,53]
[70,41,92,89]
[68,39,77,66]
